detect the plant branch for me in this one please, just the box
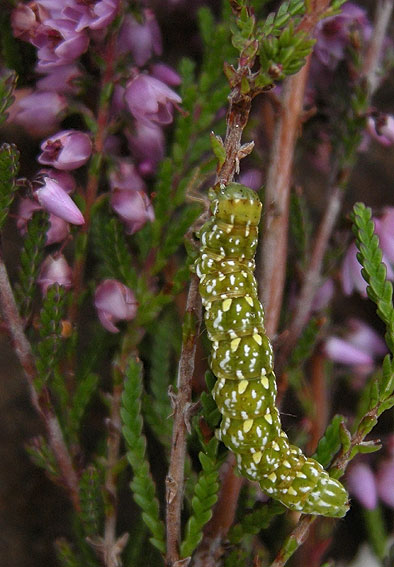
[69,33,117,324]
[258,58,312,338]
[0,253,80,511]
[166,274,202,566]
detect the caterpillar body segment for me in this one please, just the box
[195,183,349,518]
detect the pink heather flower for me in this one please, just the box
[367,115,394,147]
[33,18,89,71]
[117,10,162,66]
[324,336,374,367]
[62,0,119,33]
[110,189,154,235]
[150,63,181,86]
[12,90,66,136]
[314,2,371,70]
[311,279,335,312]
[34,177,84,225]
[17,197,70,245]
[376,459,394,508]
[348,463,378,510]
[238,169,263,191]
[37,254,73,295]
[346,318,387,358]
[341,243,368,297]
[109,160,146,192]
[126,121,165,175]
[38,130,92,170]
[37,169,76,193]
[124,74,182,125]
[94,279,138,333]
[11,2,49,42]
[36,64,82,94]
[375,208,394,264]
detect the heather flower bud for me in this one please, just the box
[34,177,84,225]
[124,75,182,125]
[37,254,73,295]
[63,0,120,33]
[150,63,181,86]
[126,121,164,175]
[110,188,154,235]
[367,114,394,147]
[324,336,374,367]
[36,64,82,94]
[17,197,70,245]
[117,10,162,66]
[12,90,67,136]
[94,279,138,333]
[34,18,89,71]
[347,463,377,510]
[38,130,92,170]
[38,169,76,193]
[376,459,394,508]
[109,160,146,192]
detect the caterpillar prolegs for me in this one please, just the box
[194,183,349,517]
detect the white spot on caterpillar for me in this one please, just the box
[238,380,248,394]
[296,471,307,479]
[243,419,253,433]
[231,338,241,352]
[272,441,280,451]
[245,295,254,307]
[283,460,291,469]
[268,472,277,483]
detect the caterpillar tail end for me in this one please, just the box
[301,474,349,518]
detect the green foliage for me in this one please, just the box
[79,466,104,536]
[0,70,17,127]
[92,214,138,289]
[288,317,322,368]
[69,372,99,438]
[15,211,49,319]
[313,415,346,468]
[258,1,305,37]
[258,22,314,86]
[142,311,178,447]
[180,437,220,558]
[121,359,165,554]
[55,539,81,567]
[25,435,59,481]
[34,284,67,391]
[352,203,394,353]
[200,371,221,429]
[229,500,285,545]
[289,189,311,266]
[0,142,19,230]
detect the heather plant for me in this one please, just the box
[0,1,393,567]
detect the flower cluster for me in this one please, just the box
[11,1,182,331]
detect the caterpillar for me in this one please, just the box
[194,182,349,517]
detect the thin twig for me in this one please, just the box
[166,275,202,566]
[275,186,343,377]
[0,253,80,511]
[69,34,117,324]
[258,59,312,338]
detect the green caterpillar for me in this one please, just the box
[195,182,349,517]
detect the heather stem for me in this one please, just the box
[69,34,117,324]
[166,275,202,566]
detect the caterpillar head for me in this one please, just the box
[210,183,262,226]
